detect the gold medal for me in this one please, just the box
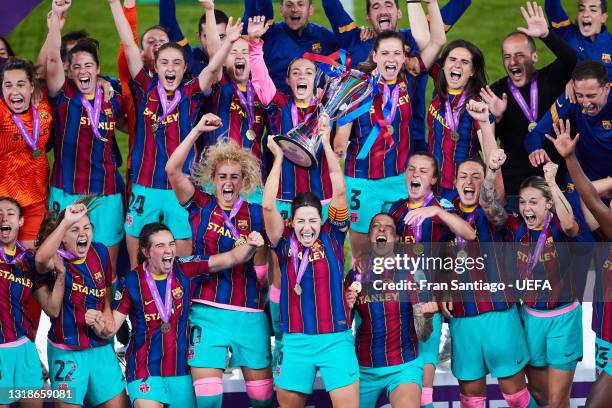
[294,283,302,296]
[386,124,394,135]
[456,249,468,259]
[160,322,171,333]
[234,238,247,247]
[413,243,424,255]
[32,148,42,159]
[246,129,256,141]
[350,281,362,293]
[451,131,460,142]
[528,122,537,132]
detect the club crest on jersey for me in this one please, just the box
[311,43,322,53]
[311,242,322,252]
[603,120,611,130]
[139,382,151,394]
[58,383,68,391]
[114,290,122,301]
[566,183,575,193]
[237,219,249,230]
[188,348,195,360]
[41,111,49,120]
[94,271,103,284]
[172,287,183,299]
[125,214,133,227]
[602,53,611,64]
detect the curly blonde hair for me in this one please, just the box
[191,139,262,196]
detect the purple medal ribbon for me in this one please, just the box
[12,105,41,154]
[289,234,310,290]
[382,82,400,126]
[507,73,538,123]
[410,191,434,242]
[456,211,477,250]
[56,247,78,261]
[0,241,28,264]
[155,81,182,129]
[525,212,552,276]
[444,92,467,132]
[290,97,317,127]
[79,86,107,142]
[144,263,174,324]
[232,82,255,131]
[220,197,244,241]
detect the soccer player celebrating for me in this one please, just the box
[34,203,127,407]
[427,40,488,200]
[84,222,264,408]
[345,212,438,408]
[0,59,54,249]
[525,60,611,183]
[388,152,475,408]
[545,0,611,78]
[335,0,446,260]
[166,113,273,408]
[263,115,358,407]
[45,0,127,272]
[480,1,577,198]
[108,0,242,266]
[480,150,582,408]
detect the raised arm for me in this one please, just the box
[320,115,348,211]
[200,0,222,58]
[412,0,446,70]
[480,149,510,227]
[439,0,472,31]
[262,138,286,247]
[322,0,360,50]
[33,256,66,318]
[45,1,71,96]
[247,16,276,105]
[208,231,264,271]
[543,162,579,236]
[118,0,139,86]
[406,1,431,52]
[544,0,575,39]
[109,0,144,78]
[159,0,186,44]
[198,17,243,93]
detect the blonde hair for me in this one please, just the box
[191,139,262,196]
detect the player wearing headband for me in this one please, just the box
[166,113,273,408]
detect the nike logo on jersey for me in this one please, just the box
[145,300,155,306]
[556,100,563,108]
[565,351,575,357]
[516,358,525,365]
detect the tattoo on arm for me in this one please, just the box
[481,173,507,226]
[413,304,434,342]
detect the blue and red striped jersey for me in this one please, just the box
[0,247,41,342]
[49,80,125,195]
[48,243,112,349]
[274,220,350,334]
[592,229,612,342]
[184,189,266,310]
[344,75,424,180]
[347,268,418,367]
[200,76,267,163]
[113,257,210,381]
[501,213,576,310]
[130,68,203,189]
[264,91,333,202]
[450,202,514,317]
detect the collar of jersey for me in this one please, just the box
[459,203,477,213]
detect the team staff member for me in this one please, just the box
[481,150,582,408]
[525,61,611,183]
[166,113,273,408]
[480,2,577,197]
[35,203,127,407]
[46,0,127,273]
[0,59,53,248]
[545,0,611,79]
[108,0,242,266]
[263,116,358,407]
[243,0,339,94]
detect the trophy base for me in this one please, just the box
[274,135,318,170]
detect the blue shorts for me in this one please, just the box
[125,183,191,239]
[127,375,195,407]
[450,306,530,380]
[274,330,359,394]
[248,187,329,221]
[47,342,126,406]
[345,174,408,233]
[188,303,271,370]
[595,336,612,377]
[359,359,423,407]
[49,186,125,246]
[418,312,443,366]
[520,303,583,370]
[0,339,45,404]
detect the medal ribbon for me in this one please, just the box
[456,211,477,250]
[525,212,552,276]
[144,263,174,324]
[289,234,310,290]
[56,247,78,261]
[290,97,317,127]
[155,81,182,129]
[232,82,255,131]
[410,192,434,242]
[507,73,538,123]
[220,197,244,241]
[12,105,40,154]
[79,86,106,141]
[0,241,28,264]
[444,92,467,132]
